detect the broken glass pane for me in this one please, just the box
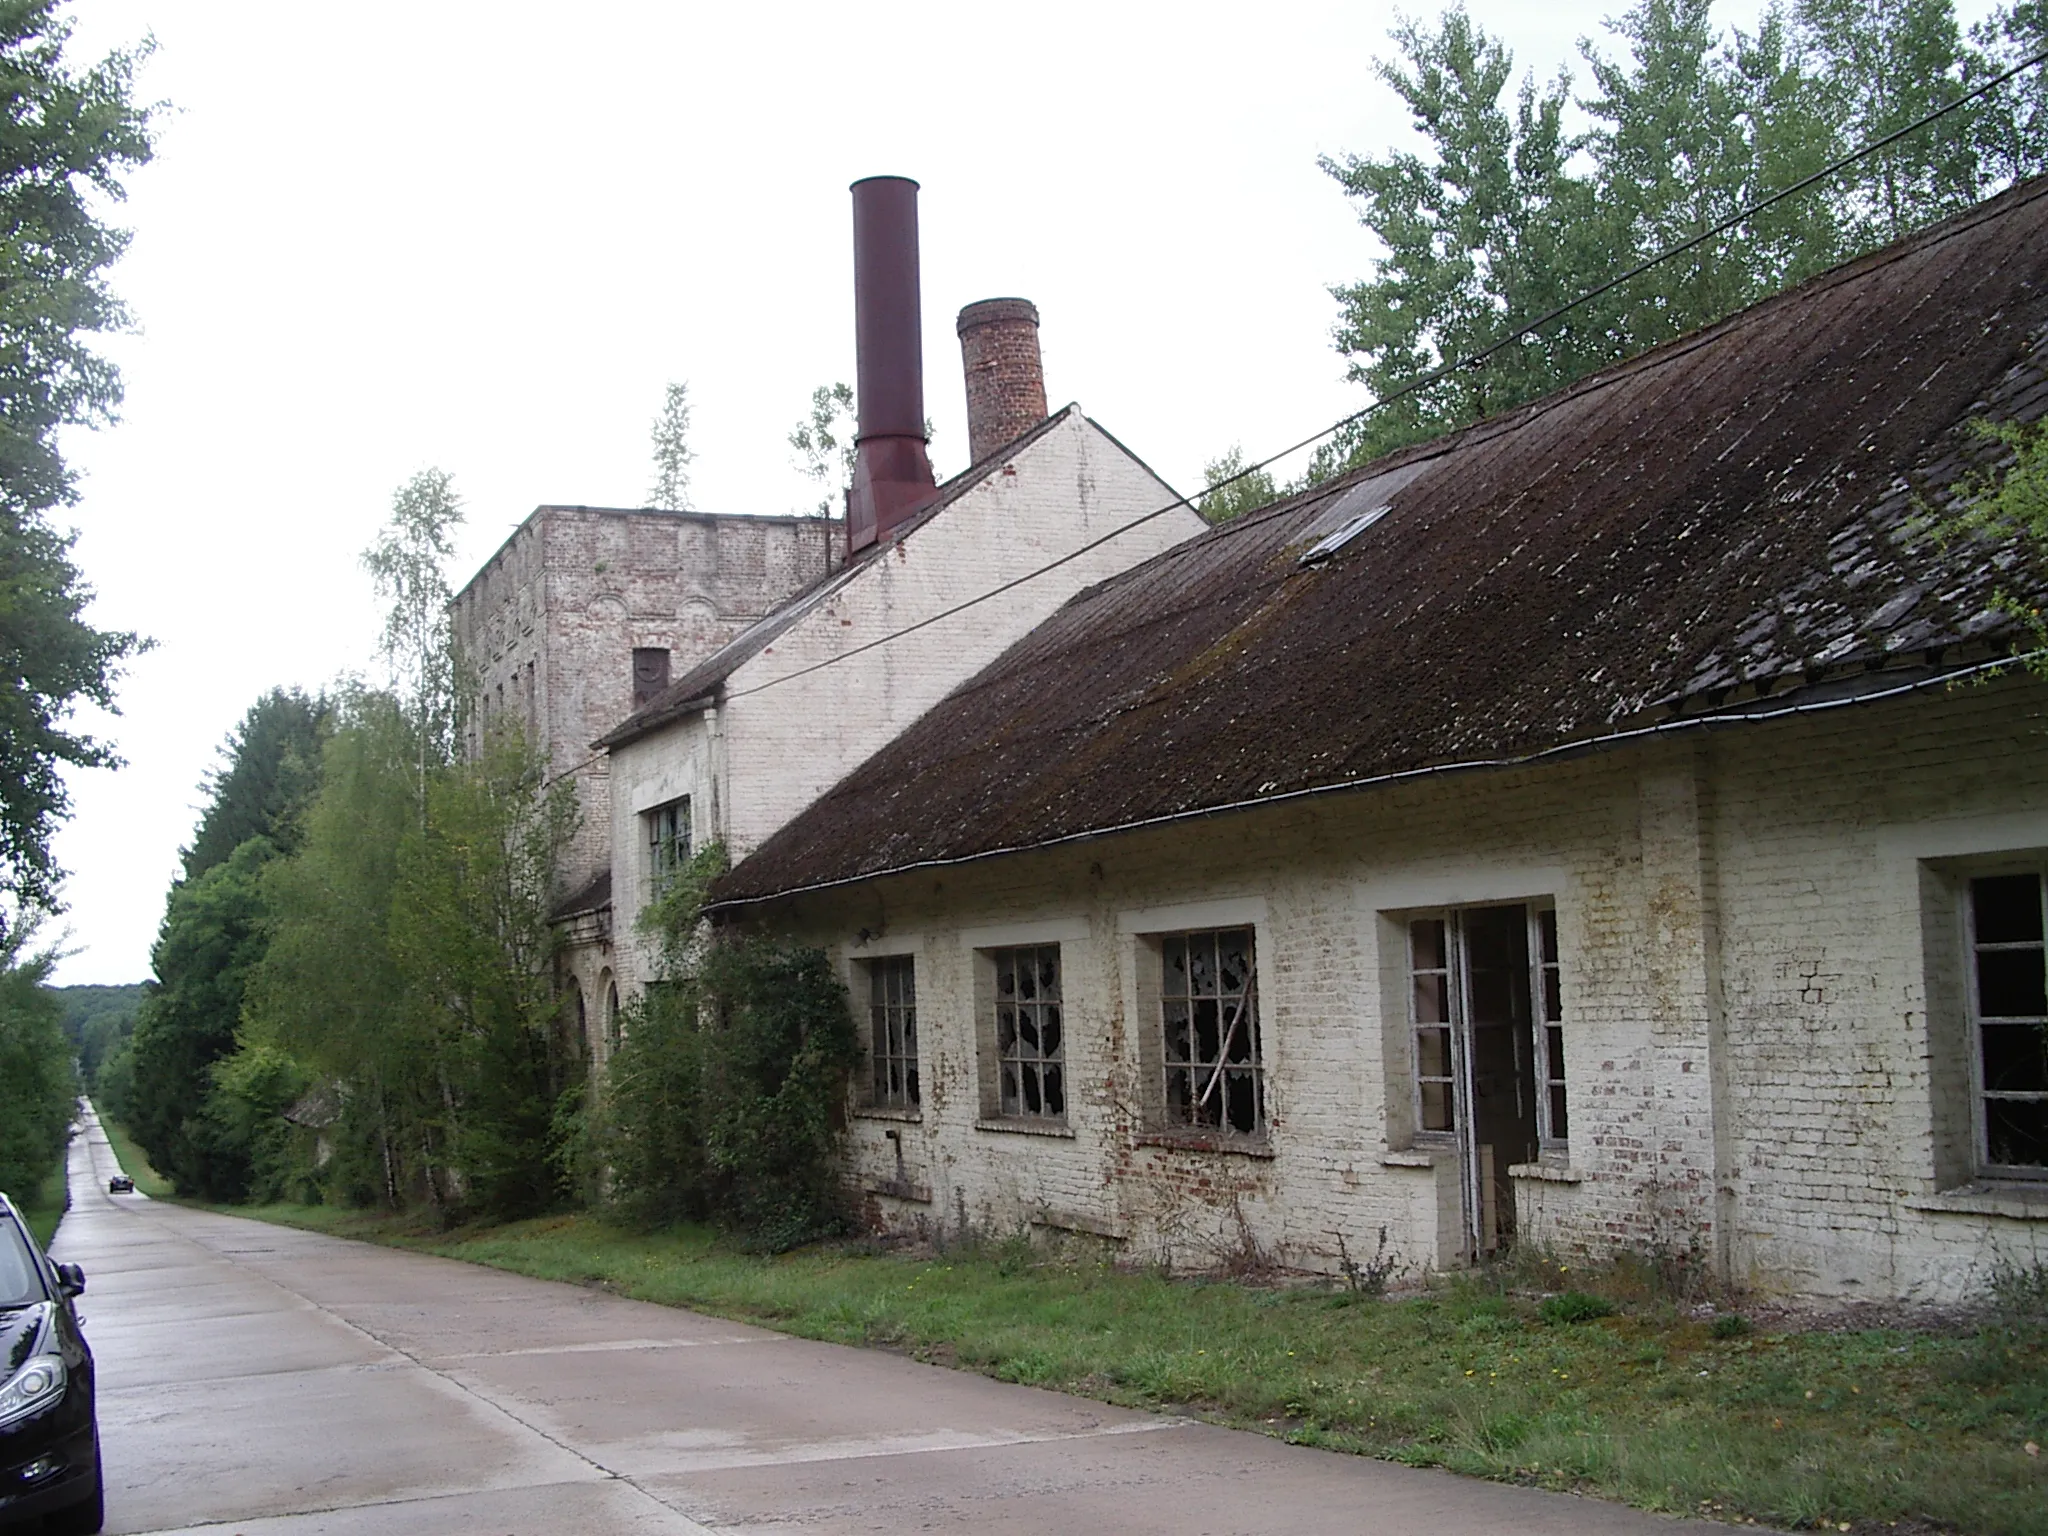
[1421,1080,1453,1131]
[1986,1096,2048,1168]
[1982,1023,2048,1092]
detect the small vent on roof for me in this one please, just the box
[1299,505,1389,565]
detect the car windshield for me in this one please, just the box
[0,1217,45,1309]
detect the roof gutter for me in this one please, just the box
[594,692,718,752]
[705,652,2038,914]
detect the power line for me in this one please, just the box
[711,46,2048,712]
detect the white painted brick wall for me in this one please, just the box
[757,675,2048,1303]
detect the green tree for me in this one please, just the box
[0,922,73,1198]
[1197,447,1278,525]
[386,727,579,1220]
[247,691,417,1206]
[1580,0,1841,349]
[1321,7,1603,464]
[598,844,858,1246]
[124,835,275,1198]
[50,980,144,1089]
[648,380,694,511]
[1316,2,2048,484]
[789,381,855,516]
[1974,2,2048,184]
[363,470,462,804]
[0,1,156,924]
[1794,0,1987,246]
[203,1037,309,1205]
[118,685,329,1196]
[182,688,328,879]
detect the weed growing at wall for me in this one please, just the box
[598,843,859,1247]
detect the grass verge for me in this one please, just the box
[21,1158,67,1247]
[228,1204,2046,1536]
[100,1116,174,1199]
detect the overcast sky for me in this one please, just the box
[46,0,2000,984]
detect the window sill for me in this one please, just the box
[863,1175,932,1204]
[1031,1206,1126,1240]
[1508,1162,1584,1184]
[1134,1129,1276,1159]
[976,1117,1076,1139]
[852,1106,923,1124]
[1905,1184,2048,1220]
[1379,1149,1444,1169]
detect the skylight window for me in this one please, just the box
[1299,504,1389,565]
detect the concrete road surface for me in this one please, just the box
[51,1108,1725,1535]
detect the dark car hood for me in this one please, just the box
[0,1303,51,1374]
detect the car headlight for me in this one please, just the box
[0,1353,66,1429]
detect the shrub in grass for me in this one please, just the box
[1711,1313,1752,1339]
[1541,1290,1617,1324]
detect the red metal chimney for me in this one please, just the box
[846,176,937,553]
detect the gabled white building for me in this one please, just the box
[595,404,1203,1001]
[573,179,1207,1030]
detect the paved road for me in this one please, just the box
[51,1110,1723,1535]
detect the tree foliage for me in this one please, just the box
[1197,446,1279,525]
[789,381,856,517]
[236,469,581,1222]
[0,923,72,1198]
[0,1,156,923]
[1322,10,1601,459]
[50,979,142,1090]
[1318,0,2048,473]
[648,380,695,511]
[249,709,578,1219]
[597,843,859,1247]
[120,687,329,1198]
[124,835,276,1198]
[363,468,462,787]
[183,688,327,879]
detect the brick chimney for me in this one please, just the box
[957,298,1048,465]
[847,176,937,554]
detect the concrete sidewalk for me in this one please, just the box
[52,1109,1724,1535]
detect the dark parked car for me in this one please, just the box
[0,1193,99,1533]
[103,1178,130,1196]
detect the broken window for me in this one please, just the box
[1406,905,1566,1151]
[991,945,1065,1119]
[1966,873,2048,1176]
[1160,927,1263,1136]
[1406,903,1567,1255]
[646,797,691,895]
[867,955,920,1111]
[604,979,621,1056]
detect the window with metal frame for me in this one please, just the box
[1965,872,2048,1176]
[991,944,1065,1119]
[867,955,920,1111]
[646,797,691,895]
[1160,927,1262,1136]
[1405,903,1567,1151]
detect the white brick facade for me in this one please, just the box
[749,676,2048,1302]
